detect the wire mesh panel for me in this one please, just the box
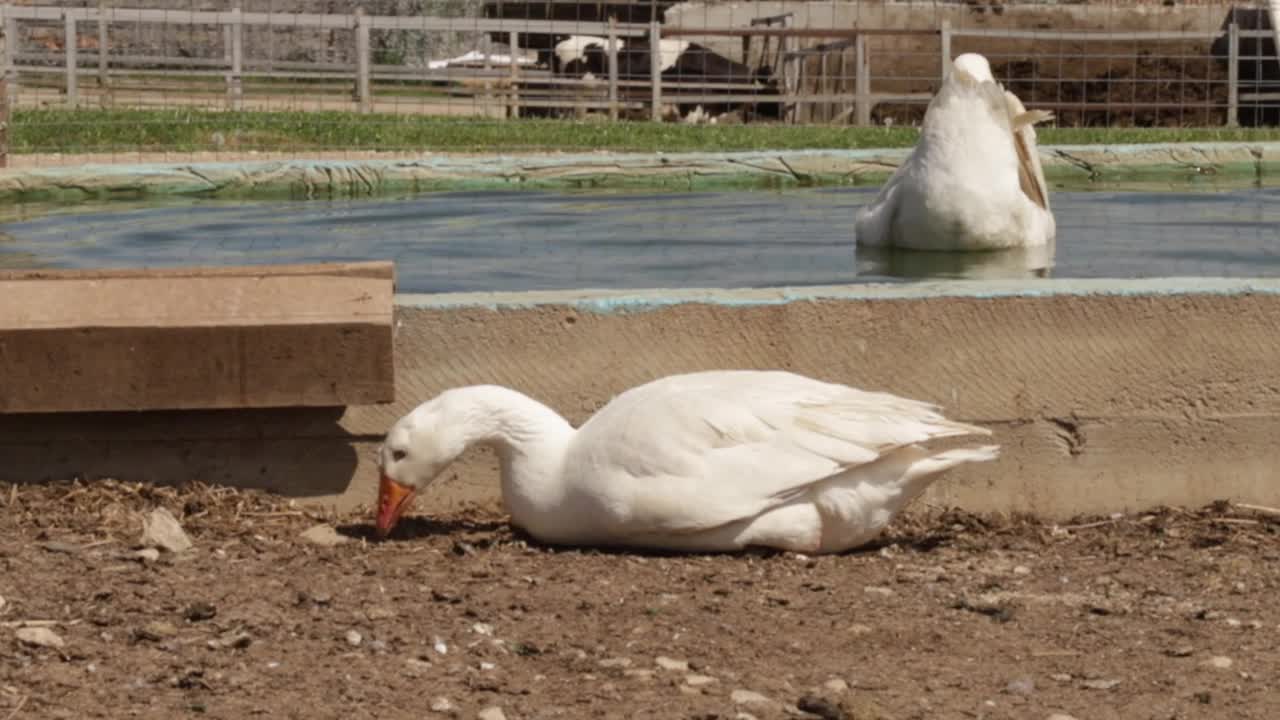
[0,0,1277,165]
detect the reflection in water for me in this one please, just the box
[0,231,45,269]
[856,241,1055,280]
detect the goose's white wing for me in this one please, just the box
[567,370,988,534]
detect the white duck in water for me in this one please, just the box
[855,53,1055,251]
[374,370,998,554]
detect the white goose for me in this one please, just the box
[374,370,998,554]
[855,53,1055,251]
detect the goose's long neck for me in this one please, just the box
[451,386,575,521]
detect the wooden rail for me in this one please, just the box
[0,3,1276,128]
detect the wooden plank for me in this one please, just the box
[0,262,395,414]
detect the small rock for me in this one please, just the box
[847,623,873,635]
[1165,644,1194,658]
[685,674,717,687]
[1013,565,1032,575]
[1047,715,1080,720]
[736,714,760,720]
[797,694,846,720]
[1006,677,1036,695]
[406,658,433,674]
[477,707,507,720]
[823,678,849,694]
[367,607,396,621]
[1205,656,1233,670]
[479,661,495,671]
[471,622,494,636]
[15,626,65,649]
[140,507,193,554]
[368,639,388,652]
[130,548,161,563]
[623,669,655,680]
[300,524,349,547]
[1081,678,1120,690]
[345,630,363,647]
[1049,673,1072,682]
[731,689,772,705]
[655,656,689,671]
[183,603,217,623]
[134,621,178,642]
[863,586,895,597]
[0,595,5,612]
[429,696,453,712]
[598,657,632,669]
[433,636,448,655]
[207,630,251,650]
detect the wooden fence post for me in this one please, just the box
[854,32,870,126]
[649,20,661,122]
[508,30,519,118]
[607,17,619,121]
[940,19,951,82]
[1226,22,1239,128]
[0,6,8,169]
[64,11,77,109]
[97,0,111,108]
[2,6,14,120]
[354,7,370,113]
[227,6,243,110]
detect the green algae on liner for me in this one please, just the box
[1,142,1278,201]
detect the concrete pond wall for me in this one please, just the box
[3,278,1279,519]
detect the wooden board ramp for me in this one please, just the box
[0,261,396,414]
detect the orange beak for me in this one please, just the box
[375,473,417,539]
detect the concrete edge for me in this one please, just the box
[1,142,1276,201]
[394,277,1280,313]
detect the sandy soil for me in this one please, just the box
[2,480,1279,720]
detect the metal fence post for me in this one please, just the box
[649,20,661,122]
[227,6,243,110]
[1226,22,1239,128]
[64,11,77,108]
[854,32,870,126]
[607,17,619,121]
[355,7,370,114]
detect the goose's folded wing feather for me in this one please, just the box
[1005,91,1052,211]
[572,372,988,533]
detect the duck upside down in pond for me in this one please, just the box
[854,52,1055,251]
[374,370,997,554]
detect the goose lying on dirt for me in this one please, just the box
[374,370,997,553]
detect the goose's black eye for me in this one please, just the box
[391,449,407,462]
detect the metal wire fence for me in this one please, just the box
[0,1,1278,164]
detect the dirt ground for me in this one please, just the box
[2,480,1279,720]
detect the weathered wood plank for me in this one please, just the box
[0,261,395,413]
